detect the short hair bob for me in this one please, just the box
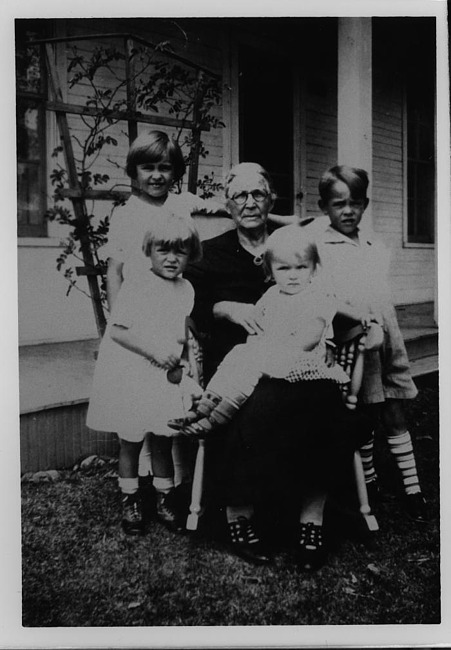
[126,130,186,182]
[224,162,277,202]
[318,165,369,203]
[142,213,202,264]
[263,225,320,276]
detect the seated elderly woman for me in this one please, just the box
[186,163,373,571]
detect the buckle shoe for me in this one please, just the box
[228,516,272,565]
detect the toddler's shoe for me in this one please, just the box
[156,490,185,533]
[404,492,430,523]
[297,522,326,571]
[121,493,145,536]
[227,516,272,566]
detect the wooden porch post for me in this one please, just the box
[337,18,373,229]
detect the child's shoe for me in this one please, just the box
[156,490,184,533]
[297,522,326,571]
[404,492,430,523]
[227,516,272,565]
[121,493,145,536]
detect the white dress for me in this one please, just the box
[104,192,221,283]
[87,270,195,440]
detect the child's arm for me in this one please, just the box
[106,258,124,311]
[212,301,265,336]
[110,324,183,370]
[337,303,380,329]
[192,196,300,229]
[267,213,300,228]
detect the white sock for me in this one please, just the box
[153,476,175,494]
[118,477,139,495]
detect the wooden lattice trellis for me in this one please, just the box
[33,32,219,337]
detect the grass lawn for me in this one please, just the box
[21,381,440,627]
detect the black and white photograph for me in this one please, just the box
[2,0,450,646]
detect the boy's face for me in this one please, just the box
[319,180,369,239]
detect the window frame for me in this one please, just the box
[16,24,49,239]
[402,42,436,249]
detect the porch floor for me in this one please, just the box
[19,322,438,416]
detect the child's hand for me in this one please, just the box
[148,339,185,370]
[151,351,181,370]
[215,302,264,336]
[325,343,336,367]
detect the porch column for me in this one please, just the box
[337,18,373,227]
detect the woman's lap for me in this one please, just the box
[218,378,373,506]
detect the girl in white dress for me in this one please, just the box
[87,214,202,535]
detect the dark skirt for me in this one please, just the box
[218,378,374,506]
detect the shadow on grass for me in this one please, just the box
[21,385,440,626]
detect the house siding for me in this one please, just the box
[372,42,435,306]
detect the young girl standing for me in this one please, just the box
[87,215,202,535]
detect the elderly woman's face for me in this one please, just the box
[226,172,273,231]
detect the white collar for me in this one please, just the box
[323,225,374,246]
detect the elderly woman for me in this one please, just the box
[186,163,373,570]
[187,162,278,381]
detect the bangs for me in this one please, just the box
[142,214,202,263]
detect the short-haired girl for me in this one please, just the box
[105,129,227,308]
[87,214,202,535]
[171,226,376,570]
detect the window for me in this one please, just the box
[405,19,436,245]
[16,20,48,237]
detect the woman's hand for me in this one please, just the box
[213,301,264,336]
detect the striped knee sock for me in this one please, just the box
[359,434,378,484]
[387,431,421,495]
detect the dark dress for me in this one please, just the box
[217,378,374,507]
[186,228,273,381]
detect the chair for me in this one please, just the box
[333,320,383,533]
[183,317,207,530]
[184,317,382,533]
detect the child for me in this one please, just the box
[87,214,202,535]
[177,226,374,569]
[170,225,380,438]
[306,165,427,523]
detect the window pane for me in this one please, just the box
[17,101,42,160]
[15,25,44,95]
[17,162,46,236]
[405,19,435,244]
[15,20,48,237]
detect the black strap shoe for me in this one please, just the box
[228,516,272,565]
[297,522,326,571]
